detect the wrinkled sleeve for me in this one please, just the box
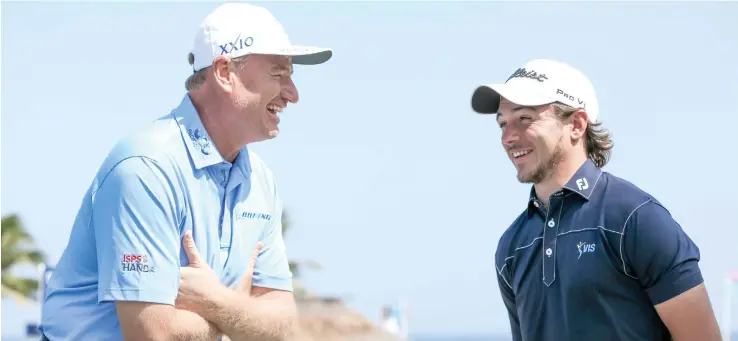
[622,200,703,305]
[252,180,293,292]
[94,157,183,305]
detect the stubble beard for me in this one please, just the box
[517,138,565,184]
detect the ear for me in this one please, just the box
[211,55,236,94]
[570,109,588,140]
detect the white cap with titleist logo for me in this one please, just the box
[189,2,333,72]
[470,59,599,122]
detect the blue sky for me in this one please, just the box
[2,1,738,338]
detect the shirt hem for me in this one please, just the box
[99,288,177,305]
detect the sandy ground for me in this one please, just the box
[222,297,407,341]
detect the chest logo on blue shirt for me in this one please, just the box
[237,211,272,221]
[576,242,596,259]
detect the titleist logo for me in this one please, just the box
[507,68,548,83]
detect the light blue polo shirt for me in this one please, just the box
[40,94,293,341]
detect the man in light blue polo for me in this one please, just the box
[39,3,332,341]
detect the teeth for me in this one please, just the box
[267,105,283,114]
[513,150,530,158]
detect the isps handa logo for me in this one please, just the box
[576,242,596,259]
[121,254,155,273]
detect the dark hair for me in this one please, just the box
[552,103,613,168]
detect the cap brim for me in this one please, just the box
[273,45,333,65]
[471,84,554,114]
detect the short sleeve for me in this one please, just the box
[93,157,183,305]
[252,184,293,292]
[622,200,703,305]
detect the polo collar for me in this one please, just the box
[172,94,225,170]
[562,159,602,200]
[526,159,603,211]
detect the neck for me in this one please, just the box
[189,91,248,163]
[534,153,588,207]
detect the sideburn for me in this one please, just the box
[526,135,566,184]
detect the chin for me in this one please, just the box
[514,163,537,184]
[516,172,536,184]
[264,126,279,139]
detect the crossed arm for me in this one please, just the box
[116,284,297,341]
[115,237,297,341]
[94,157,296,341]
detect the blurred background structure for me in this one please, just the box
[2,1,738,341]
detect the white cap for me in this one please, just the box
[190,3,332,72]
[471,59,599,122]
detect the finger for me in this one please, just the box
[237,242,264,291]
[247,242,263,273]
[182,231,203,266]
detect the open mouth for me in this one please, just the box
[511,149,533,163]
[266,104,283,122]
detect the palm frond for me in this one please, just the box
[1,276,40,302]
[2,215,34,250]
[1,214,46,304]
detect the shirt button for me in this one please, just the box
[201,143,212,155]
[533,201,540,208]
[548,219,555,227]
[545,248,553,256]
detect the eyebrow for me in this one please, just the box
[272,64,294,75]
[496,106,536,122]
[512,106,536,112]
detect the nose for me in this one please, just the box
[281,78,299,104]
[501,126,519,149]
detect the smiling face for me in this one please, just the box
[496,98,570,184]
[230,54,299,141]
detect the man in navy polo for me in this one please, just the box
[39,3,332,341]
[470,59,722,341]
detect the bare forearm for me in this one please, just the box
[167,309,223,341]
[202,288,297,341]
[117,303,222,341]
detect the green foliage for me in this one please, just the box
[1,214,46,303]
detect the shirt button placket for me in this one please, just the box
[542,194,562,287]
[220,166,228,187]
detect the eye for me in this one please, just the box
[519,115,532,123]
[498,121,507,129]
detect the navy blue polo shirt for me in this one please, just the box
[495,159,703,341]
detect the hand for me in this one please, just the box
[175,231,222,314]
[235,241,264,292]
